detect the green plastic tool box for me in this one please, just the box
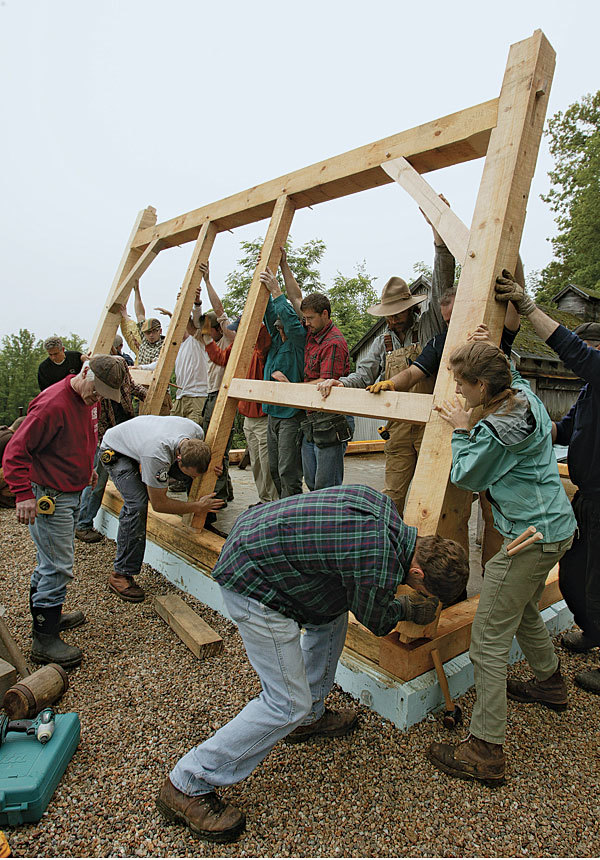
[0,713,80,826]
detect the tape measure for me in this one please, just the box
[378,425,390,441]
[36,495,56,515]
[100,449,117,465]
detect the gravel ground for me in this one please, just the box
[2,505,600,858]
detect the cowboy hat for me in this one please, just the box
[367,277,426,317]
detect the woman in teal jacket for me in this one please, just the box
[427,332,575,787]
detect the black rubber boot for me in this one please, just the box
[30,586,86,632]
[31,604,83,668]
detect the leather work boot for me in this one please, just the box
[506,663,568,711]
[427,734,505,786]
[31,605,83,669]
[30,587,85,632]
[75,527,103,543]
[574,668,600,694]
[285,708,358,744]
[562,630,598,653]
[109,573,145,603]
[156,778,245,844]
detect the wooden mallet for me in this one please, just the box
[431,647,462,729]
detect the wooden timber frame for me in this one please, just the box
[92,30,556,683]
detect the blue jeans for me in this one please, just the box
[104,456,148,578]
[170,589,348,795]
[301,416,354,492]
[77,448,108,530]
[29,483,81,608]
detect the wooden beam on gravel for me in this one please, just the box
[227,379,433,424]
[131,100,498,250]
[154,595,224,659]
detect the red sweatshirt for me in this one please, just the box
[3,377,98,503]
[205,325,271,419]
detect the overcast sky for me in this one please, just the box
[1,0,598,345]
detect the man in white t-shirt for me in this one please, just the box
[100,415,223,602]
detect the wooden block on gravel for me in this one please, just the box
[153,595,224,659]
[0,657,18,701]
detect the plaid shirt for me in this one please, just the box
[212,485,417,635]
[304,321,349,381]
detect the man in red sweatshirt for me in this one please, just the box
[3,355,126,668]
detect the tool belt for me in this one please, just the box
[300,411,352,449]
[100,448,119,466]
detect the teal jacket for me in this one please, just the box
[450,369,576,543]
[263,294,306,419]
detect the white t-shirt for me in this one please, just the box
[101,415,204,489]
[175,335,208,398]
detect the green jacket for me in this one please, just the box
[450,369,576,543]
[263,294,306,419]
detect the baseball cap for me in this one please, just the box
[89,355,127,402]
[141,317,162,333]
[574,322,600,343]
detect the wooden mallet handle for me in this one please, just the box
[506,525,537,553]
[507,531,543,556]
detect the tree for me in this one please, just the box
[222,237,326,319]
[328,264,378,353]
[0,330,46,424]
[538,91,600,298]
[413,259,462,286]
[0,330,88,425]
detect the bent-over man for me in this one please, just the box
[156,484,469,843]
[100,415,223,602]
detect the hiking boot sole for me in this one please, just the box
[31,649,82,669]
[426,748,505,787]
[507,691,567,711]
[284,715,359,744]
[109,582,145,603]
[155,798,245,844]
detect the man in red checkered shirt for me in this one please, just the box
[300,292,351,490]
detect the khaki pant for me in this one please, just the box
[383,421,424,516]
[243,415,278,504]
[469,534,573,745]
[171,395,207,427]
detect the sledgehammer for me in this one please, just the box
[431,647,462,729]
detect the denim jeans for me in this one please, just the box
[104,456,148,578]
[301,416,354,492]
[77,447,108,530]
[267,413,304,497]
[170,588,348,795]
[29,483,81,608]
[202,392,234,502]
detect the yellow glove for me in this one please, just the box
[367,379,396,394]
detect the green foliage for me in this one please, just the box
[222,237,326,319]
[538,91,600,297]
[0,330,87,425]
[0,329,45,424]
[328,264,378,353]
[413,259,461,287]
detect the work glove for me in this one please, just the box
[367,379,396,394]
[398,592,440,625]
[495,270,536,316]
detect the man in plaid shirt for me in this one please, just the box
[158,485,469,843]
[301,292,352,490]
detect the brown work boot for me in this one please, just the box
[507,663,568,712]
[75,527,103,543]
[285,708,358,744]
[562,630,599,653]
[156,778,245,844]
[108,573,145,603]
[427,734,505,786]
[574,668,600,694]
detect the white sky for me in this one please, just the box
[1,0,598,345]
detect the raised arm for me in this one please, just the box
[132,280,146,323]
[279,247,303,319]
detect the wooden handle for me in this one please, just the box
[0,615,31,679]
[506,525,537,552]
[507,531,543,556]
[431,648,453,711]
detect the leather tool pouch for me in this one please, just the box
[300,411,352,449]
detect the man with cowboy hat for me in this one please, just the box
[318,197,454,515]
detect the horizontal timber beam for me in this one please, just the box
[132,99,498,249]
[228,379,433,424]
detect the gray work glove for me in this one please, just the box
[495,269,536,315]
[398,592,440,625]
